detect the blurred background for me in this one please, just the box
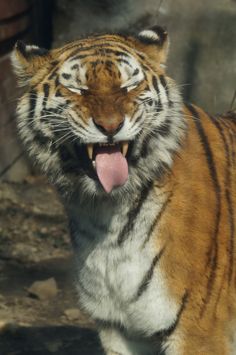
[0,1,235,354]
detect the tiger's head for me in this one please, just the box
[12,27,185,200]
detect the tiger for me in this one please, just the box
[11,26,236,354]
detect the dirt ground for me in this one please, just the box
[0,177,103,355]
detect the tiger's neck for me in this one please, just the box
[66,177,172,251]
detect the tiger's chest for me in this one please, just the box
[69,192,179,336]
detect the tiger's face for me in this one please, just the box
[12,27,185,199]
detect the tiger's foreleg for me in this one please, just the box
[99,328,136,355]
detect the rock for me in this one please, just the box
[0,321,18,333]
[64,308,81,321]
[12,243,37,258]
[27,278,59,300]
[0,321,8,332]
[45,340,63,353]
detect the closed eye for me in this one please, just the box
[67,85,89,95]
[120,78,143,93]
[125,82,140,92]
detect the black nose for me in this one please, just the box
[93,119,124,136]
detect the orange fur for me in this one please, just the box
[154,107,236,353]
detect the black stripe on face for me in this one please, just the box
[117,182,152,246]
[55,89,62,97]
[62,73,72,80]
[48,68,58,80]
[34,132,51,147]
[28,90,37,119]
[133,247,165,301]
[69,45,130,61]
[27,91,53,146]
[117,58,132,67]
[140,137,150,159]
[208,115,234,285]
[152,76,163,111]
[159,75,173,107]
[152,76,160,96]
[134,114,143,125]
[71,63,79,70]
[159,75,168,95]
[43,83,50,107]
[186,104,221,317]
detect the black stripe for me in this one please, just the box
[140,136,150,158]
[156,291,188,341]
[159,75,168,98]
[69,45,130,61]
[152,76,160,96]
[48,67,59,80]
[42,83,50,107]
[62,73,71,80]
[90,59,104,67]
[55,89,62,97]
[34,132,51,146]
[208,115,234,284]
[186,104,221,317]
[134,114,143,124]
[157,120,171,137]
[61,36,136,54]
[71,63,79,70]
[159,75,173,107]
[54,75,60,88]
[152,76,163,111]
[27,91,52,147]
[134,248,165,301]
[70,54,89,60]
[28,90,37,118]
[117,183,152,246]
[117,58,132,67]
[143,191,173,246]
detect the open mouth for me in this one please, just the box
[86,142,129,163]
[86,142,129,193]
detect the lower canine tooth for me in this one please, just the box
[121,142,129,157]
[87,144,93,160]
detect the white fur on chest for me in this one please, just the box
[69,192,178,337]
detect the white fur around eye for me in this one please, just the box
[125,84,138,92]
[67,85,88,94]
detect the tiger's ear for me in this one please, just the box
[11,41,51,86]
[134,26,169,67]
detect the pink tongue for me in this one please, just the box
[95,145,128,193]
